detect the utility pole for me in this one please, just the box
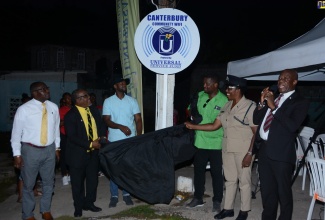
[155,0,176,130]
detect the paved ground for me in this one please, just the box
[0,153,323,220]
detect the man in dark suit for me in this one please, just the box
[253,69,309,220]
[64,89,107,218]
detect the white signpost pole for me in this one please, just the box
[155,0,175,130]
[155,72,174,129]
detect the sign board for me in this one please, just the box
[134,8,200,74]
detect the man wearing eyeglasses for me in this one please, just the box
[185,75,257,220]
[11,82,60,220]
[186,73,227,213]
[64,89,107,218]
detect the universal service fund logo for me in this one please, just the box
[153,28,181,56]
[318,1,325,9]
[134,8,200,74]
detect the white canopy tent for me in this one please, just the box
[227,17,325,81]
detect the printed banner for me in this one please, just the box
[116,0,143,113]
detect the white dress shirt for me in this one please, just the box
[11,99,60,156]
[259,90,295,140]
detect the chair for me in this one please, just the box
[251,156,260,199]
[299,126,315,136]
[317,134,325,143]
[295,136,304,176]
[298,126,315,191]
[317,134,325,158]
[305,157,325,220]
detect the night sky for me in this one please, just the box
[0,0,324,129]
[1,0,324,70]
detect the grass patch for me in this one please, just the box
[0,176,16,203]
[110,205,190,220]
[55,205,191,220]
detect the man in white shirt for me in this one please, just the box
[253,69,309,220]
[11,81,60,220]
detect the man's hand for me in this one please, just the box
[119,125,131,136]
[184,121,194,129]
[260,87,276,109]
[55,150,60,162]
[14,156,23,169]
[92,138,101,149]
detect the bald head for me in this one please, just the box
[282,69,298,80]
[278,69,298,93]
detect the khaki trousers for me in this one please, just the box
[222,150,254,211]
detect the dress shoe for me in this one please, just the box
[236,210,248,220]
[186,198,204,208]
[74,211,82,218]
[214,209,234,219]
[25,217,36,220]
[212,201,221,212]
[42,212,54,220]
[83,204,102,212]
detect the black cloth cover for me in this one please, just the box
[99,124,195,204]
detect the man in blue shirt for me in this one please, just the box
[102,74,142,208]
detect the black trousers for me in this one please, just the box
[193,148,223,203]
[69,153,99,212]
[258,142,294,220]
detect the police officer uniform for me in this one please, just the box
[217,76,257,213]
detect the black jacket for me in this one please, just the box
[253,91,309,164]
[64,105,106,168]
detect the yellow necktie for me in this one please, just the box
[40,103,48,145]
[86,108,93,141]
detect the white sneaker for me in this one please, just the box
[67,175,71,182]
[98,171,104,177]
[206,162,210,169]
[62,176,69,186]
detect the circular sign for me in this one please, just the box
[134,8,200,74]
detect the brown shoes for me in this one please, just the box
[41,212,53,220]
[25,212,53,220]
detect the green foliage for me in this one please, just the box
[110,205,190,220]
[54,205,190,220]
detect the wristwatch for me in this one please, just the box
[258,102,265,108]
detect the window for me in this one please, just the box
[77,50,85,69]
[37,48,47,69]
[57,47,65,69]
[9,97,21,121]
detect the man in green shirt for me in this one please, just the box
[186,73,228,213]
